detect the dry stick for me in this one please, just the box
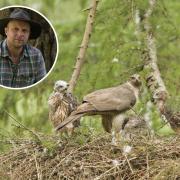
[94,166,119,180]
[124,154,134,174]
[68,0,99,93]
[146,152,150,179]
[94,157,137,180]
[48,133,108,180]
[33,152,42,180]
[4,110,41,143]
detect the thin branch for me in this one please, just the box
[124,154,134,174]
[33,151,42,180]
[146,152,150,179]
[68,0,99,93]
[94,166,118,180]
[4,110,41,143]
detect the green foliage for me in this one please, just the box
[41,139,58,156]
[146,102,175,136]
[156,124,175,136]
[0,0,179,148]
[0,141,11,153]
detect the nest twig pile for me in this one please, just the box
[0,132,180,180]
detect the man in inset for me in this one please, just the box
[0,8,46,88]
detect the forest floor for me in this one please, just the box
[0,129,180,179]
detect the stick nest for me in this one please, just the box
[0,132,180,180]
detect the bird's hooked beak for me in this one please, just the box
[54,82,69,92]
[61,83,69,92]
[130,74,142,87]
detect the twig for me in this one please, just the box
[4,110,41,143]
[0,134,180,179]
[94,166,118,180]
[131,107,144,119]
[33,151,42,180]
[48,133,109,180]
[146,152,150,179]
[82,7,92,12]
[124,154,134,174]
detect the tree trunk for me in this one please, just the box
[133,0,172,134]
[143,0,168,115]
[68,0,99,93]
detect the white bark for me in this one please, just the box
[143,0,168,114]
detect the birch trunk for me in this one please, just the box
[143,0,168,115]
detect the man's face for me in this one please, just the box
[5,20,30,49]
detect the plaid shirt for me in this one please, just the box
[0,39,46,88]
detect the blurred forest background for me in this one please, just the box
[0,0,179,152]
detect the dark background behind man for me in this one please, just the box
[0,7,57,88]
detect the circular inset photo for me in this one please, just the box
[0,5,58,89]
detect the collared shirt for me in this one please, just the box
[0,39,46,88]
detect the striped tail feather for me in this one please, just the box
[55,102,96,132]
[55,113,84,131]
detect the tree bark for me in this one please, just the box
[143,0,168,114]
[68,0,99,93]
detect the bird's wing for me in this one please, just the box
[55,102,95,131]
[83,83,136,112]
[56,83,137,132]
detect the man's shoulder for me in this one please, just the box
[25,44,42,55]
